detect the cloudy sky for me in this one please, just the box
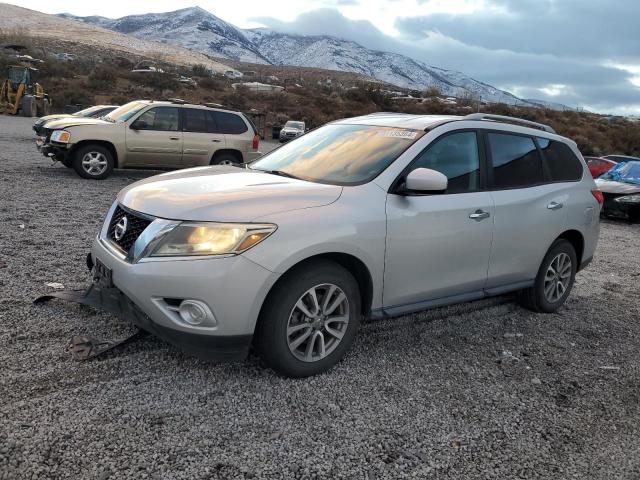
[11,0,640,114]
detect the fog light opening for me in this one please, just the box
[178,300,216,326]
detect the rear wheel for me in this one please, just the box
[517,239,577,313]
[72,144,114,180]
[211,152,241,166]
[21,95,36,117]
[256,260,361,377]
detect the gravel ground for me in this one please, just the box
[1,115,639,480]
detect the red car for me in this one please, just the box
[585,156,617,178]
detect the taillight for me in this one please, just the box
[252,134,259,150]
[591,189,604,205]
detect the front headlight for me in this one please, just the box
[614,194,640,204]
[150,222,276,257]
[50,130,71,143]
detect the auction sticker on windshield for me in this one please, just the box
[377,129,419,139]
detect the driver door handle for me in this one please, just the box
[469,209,490,221]
[212,139,221,143]
[547,201,563,210]
[169,136,180,141]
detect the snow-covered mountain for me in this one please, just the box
[246,29,522,103]
[60,7,523,104]
[523,99,574,111]
[59,7,269,64]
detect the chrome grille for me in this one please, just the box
[107,206,152,253]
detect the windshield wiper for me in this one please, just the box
[252,168,301,180]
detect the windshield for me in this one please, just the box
[103,101,147,123]
[251,124,424,185]
[73,106,104,117]
[285,121,304,130]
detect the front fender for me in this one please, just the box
[243,185,387,309]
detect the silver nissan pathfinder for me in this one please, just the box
[83,113,600,377]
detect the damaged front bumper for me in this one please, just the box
[35,281,253,362]
[37,137,71,161]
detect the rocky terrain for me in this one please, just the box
[0,4,231,74]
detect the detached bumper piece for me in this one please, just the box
[34,284,252,362]
[69,331,148,361]
[34,286,149,361]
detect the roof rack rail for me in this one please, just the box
[464,113,556,134]
[167,98,187,104]
[200,102,238,112]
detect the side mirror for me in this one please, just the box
[131,120,148,130]
[403,168,448,193]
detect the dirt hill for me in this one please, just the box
[0,3,231,73]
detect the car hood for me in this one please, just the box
[117,166,343,222]
[35,114,72,125]
[44,117,111,129]
[595,179,640,194]
[281,128,302,134]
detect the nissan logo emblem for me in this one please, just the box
[114,216,128,241]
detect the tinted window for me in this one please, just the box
[213,111,248,134]
[489,133,543,188]
[135,107,179,131]
[251,124,424,185]
[537,138,583,181]
[410,131,480,193]
[183,108,209,133]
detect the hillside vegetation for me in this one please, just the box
[2,31,639,158]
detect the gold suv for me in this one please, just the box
[37,100,262,179]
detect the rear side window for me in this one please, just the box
[488,133,543,188]
[409,131,480,194]
[212,111,248,134]
[537,138,583,181]
[183,108,209,133]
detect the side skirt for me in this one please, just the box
[370,280,534,320]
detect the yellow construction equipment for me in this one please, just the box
[0,65,51,116]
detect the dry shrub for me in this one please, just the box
[88,66,117,91]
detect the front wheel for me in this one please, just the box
[517,239,577,313]
[256,260,361,377]
[72,144,114,180]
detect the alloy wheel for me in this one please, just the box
[81,151,108,176]
[543,252,572,303]
[286,283,350,363]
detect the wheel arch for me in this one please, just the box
[211,149,243,164]
[72,140,119,167]
[256,252,375,327]
[555,229,585,267]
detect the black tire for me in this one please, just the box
[42,98,51,116]
[211,153,241,166]
[72,144,114,180]
[517,239,577,313]
[21,95,36,117]
[256,260,361,377]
